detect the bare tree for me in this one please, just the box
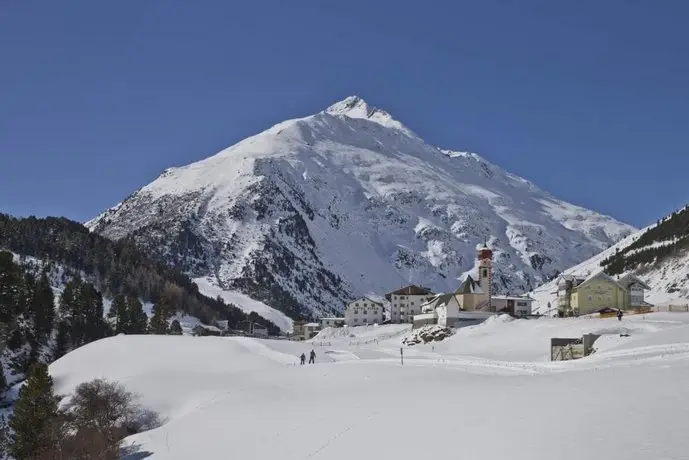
[59,379,160,459]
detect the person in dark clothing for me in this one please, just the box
[617,310,623,321]
[309,349,316,364]
[300,353,306,365]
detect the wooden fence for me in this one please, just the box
[653,304,689,313]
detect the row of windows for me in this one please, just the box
[351,318,373,324]
[353,302,380,308]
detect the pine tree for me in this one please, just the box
[169,319,183,335]
[31,271,55,341]
[53,320,70,360]
[107,293,129,334]
[126,296,148,334]
[9,363,60,459]
[58,277,78,318]
[0,414,9,460]
[0,359,6,397]
[0,251,22,326]
[83,285,111,342]
[148,302,170,335]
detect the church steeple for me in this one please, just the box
[477,241,493,311]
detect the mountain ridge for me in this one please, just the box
[87,96,636,319]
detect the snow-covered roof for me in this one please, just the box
[194,324,223,333]
[455,275,484,295]
[492,295,535,302]
[578,271,627,290]
[618,275,651,290]
[348,297,383,306]
[384,285,434,298]
[320,317,345,321]
[305,323,321,328]
[558,274,587,283]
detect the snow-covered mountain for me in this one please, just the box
[531,205,689,314]
[87,96,635,319]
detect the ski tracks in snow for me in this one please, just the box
[304,409,379,459]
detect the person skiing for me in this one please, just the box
[309,349,316,364]
[617,310,623,321]
[300,353,306,365]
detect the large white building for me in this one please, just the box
[385,285,435,323]
[344,298,384,326]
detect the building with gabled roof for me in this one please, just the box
[413,243,497,328]
[344,297,384,327]
[618,275,652,309]
[385,285,435,324]
[570,272,627,315]
[556,273,588,316]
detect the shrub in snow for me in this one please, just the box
[8,371,160,460]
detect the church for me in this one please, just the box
[413,243,531,328]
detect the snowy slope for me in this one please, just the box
[50,313,689,459]
[87,96,635,319]
[193,276,293,332]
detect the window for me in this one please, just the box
[363,303,368,307]
[588,296,592,301]
[411,301,415,305]
[355,303,359,307]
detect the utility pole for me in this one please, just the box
[400,347,404,366]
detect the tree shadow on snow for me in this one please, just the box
[120,443,154,459]
[120,407,167,459]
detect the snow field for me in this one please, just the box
[49,314,689,459]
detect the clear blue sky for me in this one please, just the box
[1,1,687,228]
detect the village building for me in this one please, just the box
[618,275,652,309]
[385,285,435,323]
[292,321,321,340]
[192,324,223,336]
[492,295,534,316]
[344,298,384,327]
[555,274,587,316]
[320,317,345,328]
[414,243,498,328]
[237,320,269,337]
[569,272,652,315]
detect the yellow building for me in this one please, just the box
[571,272,629,315]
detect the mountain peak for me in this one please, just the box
[326,95,378,116]
[324,96,415,137]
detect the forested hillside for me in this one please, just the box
[0,214,280,335]
[601,205,689,275]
